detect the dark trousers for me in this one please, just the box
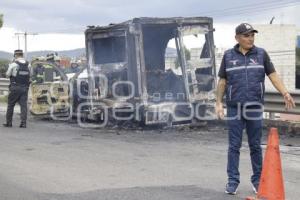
[6,85,29,124]
[226,104,263,186]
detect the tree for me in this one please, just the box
[0,14,3,28]
[174,46,191,68]
[0,59,9,78]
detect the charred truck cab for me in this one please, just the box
[83,17,216,126]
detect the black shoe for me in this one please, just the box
[19,122,26,128]
[3,123,12,127]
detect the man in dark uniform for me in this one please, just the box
[32,63,45,83]
[70,62,81,73]
[3,49,31,128]
[216,23,295,195]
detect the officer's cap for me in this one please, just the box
[14,49,23,56]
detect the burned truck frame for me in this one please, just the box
[83,17,216,126]
[30,61,70,118]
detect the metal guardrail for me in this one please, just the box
[0,78,9,95]
[0,77,300,114]
[264,90,300,115]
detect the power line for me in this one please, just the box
[214,2,299,18]
[213,1,299,19]
[191,0,299,20]
[17,1,299,34]
[206,0,298,16]
[15,32,38,59]
[198,0,288,16]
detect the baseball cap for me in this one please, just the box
[235,23,258,35]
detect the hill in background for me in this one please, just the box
[0,47,178,61]
[0,48,86,60]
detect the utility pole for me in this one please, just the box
[15,32,38,59]
[16,34,20,49]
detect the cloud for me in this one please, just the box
[0,0,299,51]
[0,0,298,33]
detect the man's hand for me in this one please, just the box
[268,72,296,110]
[216,102,225,119]
[283,93,296,110]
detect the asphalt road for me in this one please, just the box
[0,108,299,200]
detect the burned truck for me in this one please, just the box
[80,17,217,126]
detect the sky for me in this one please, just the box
[0,0,299,52]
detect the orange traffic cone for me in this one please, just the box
[246,127,285,200]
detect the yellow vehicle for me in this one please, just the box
[30,61,70,118]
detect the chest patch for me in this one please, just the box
[249,58,259,65]
[229,59,239,66]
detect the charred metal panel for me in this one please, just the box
[126,28,141,98]
[31,83,69,116]
[30,61,70,117]
[83,17,217,126]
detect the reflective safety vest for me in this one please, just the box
[33,66,45,83]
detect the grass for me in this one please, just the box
[0,95,8,103]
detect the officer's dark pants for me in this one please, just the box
[6,85,29,124]
[226,104,263,186]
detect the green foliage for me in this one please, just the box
[0,14,3,28]
[0,95,8,103]
[184,46,191,61]
[0,59,10,78]
[174,46,191,68]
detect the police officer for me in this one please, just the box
[3,49,31,128]
[216,23,296,195]
[46,52,60,66]
[45,53,54,63]
[70,61,81,73]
